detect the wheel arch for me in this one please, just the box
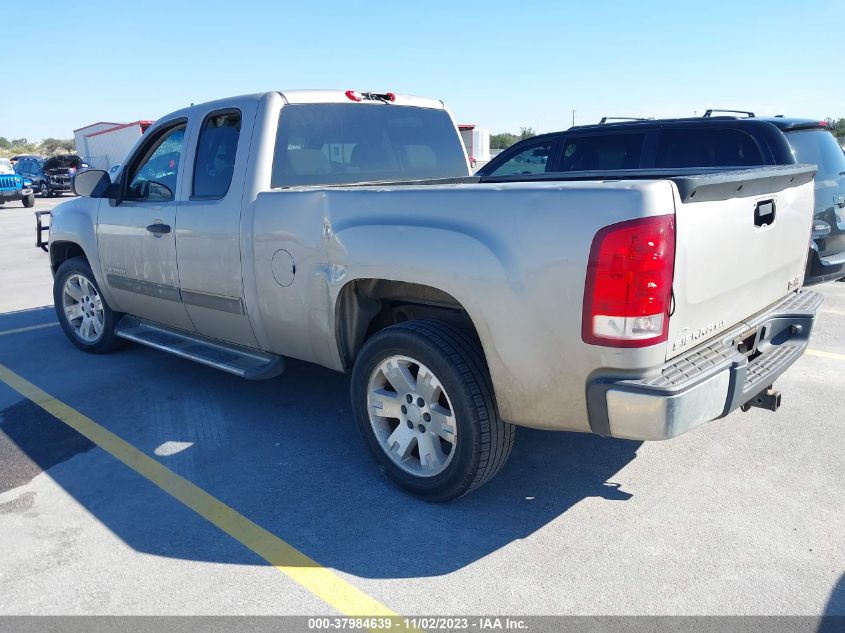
[334,278,488,372]
[47,199,119,310]
[50,240,89,275]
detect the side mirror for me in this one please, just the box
[72,169,112,198]
[137,180,173,201]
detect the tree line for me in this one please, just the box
[0,136,76,158]
[490,127,536,150]
[825,118,845,139]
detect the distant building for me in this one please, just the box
[458,124,491,167]
[74,121,153,170]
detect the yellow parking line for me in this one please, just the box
[0,362,410,628]
[806,348,845,362]
[0,322,59,337]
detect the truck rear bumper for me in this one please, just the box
[586,290,823,441]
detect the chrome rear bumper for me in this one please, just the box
[586,290,823,440]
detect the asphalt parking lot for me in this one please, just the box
[0,196,843,618]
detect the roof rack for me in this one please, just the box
[702,109,755,118]
[598,117,650,124]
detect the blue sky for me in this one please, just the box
[3,0,843,140]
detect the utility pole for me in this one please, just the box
[571,109,575,127]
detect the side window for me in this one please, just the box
[193,110,241,198]
[655,128,764,168]
[558,133,645,171]
[488,141,555,176]
[126,123,186,201]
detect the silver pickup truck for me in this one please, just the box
[51,90,821,500]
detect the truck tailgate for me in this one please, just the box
[667,166,816,360]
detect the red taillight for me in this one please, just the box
[385,92,396,102]
[345,90,362,102]
[582,215,675,348]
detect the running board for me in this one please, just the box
[114,316,285,380]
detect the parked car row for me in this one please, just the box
[10,154,91,199]
[478,112,845,285]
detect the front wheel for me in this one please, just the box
[53,257,125,353]
[351,319,515,501]
[22,194,35,208]
[40,183,51,198]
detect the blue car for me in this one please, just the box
[0,158,35,207]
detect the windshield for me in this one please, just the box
[786,129,845,182]
[271,104,469,187]
[0,159,13,174]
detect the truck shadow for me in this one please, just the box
[819,573,845,631]
[0,306,640,579]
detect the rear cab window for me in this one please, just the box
[655,128,764,168]
[558,133,645,171]
[271,104,468,187]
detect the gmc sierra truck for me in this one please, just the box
[51,90,821,500]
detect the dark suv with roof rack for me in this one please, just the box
[478,112,845,285]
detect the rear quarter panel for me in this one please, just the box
[249,180,676,432]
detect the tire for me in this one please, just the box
[22,194,35,208]
[351,319,515,501]
[40,182,51,198]
[53,257,125,354]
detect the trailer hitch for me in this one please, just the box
[741,387,782,413]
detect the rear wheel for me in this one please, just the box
[53,257,125,353]
[22,194,35,208]
[351,319,515,501]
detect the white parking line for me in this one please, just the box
[0,322,59,337]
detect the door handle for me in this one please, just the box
[146,223,171,235]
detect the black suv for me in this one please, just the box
[14,154,90,198]
[478,114,845,285]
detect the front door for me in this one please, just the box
[175,108,257,347]
[97,120,195,332]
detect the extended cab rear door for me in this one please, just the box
[174,104,258,348]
